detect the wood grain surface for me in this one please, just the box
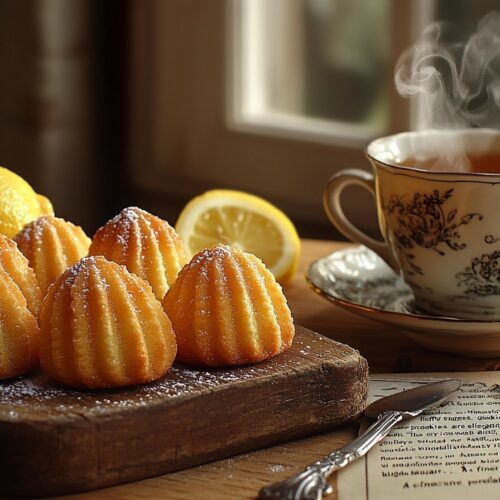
[0,325,367,497]
[17,239,500,499]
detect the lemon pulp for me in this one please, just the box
[176,190,300,282]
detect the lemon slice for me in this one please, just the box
[176,190,300,282]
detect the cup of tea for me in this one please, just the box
[324,128,500,320]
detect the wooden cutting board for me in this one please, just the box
[0,326,368,497]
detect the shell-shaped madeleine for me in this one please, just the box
[0,233,42,318]
[14,215,91,295]
[163,244,295,367]
[89,207,188,301]
[40,256,177,389]
[0,267,40,379]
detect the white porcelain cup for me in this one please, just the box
[324,128,500,320]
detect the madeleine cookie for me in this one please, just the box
[89,207,188,301]
[0,233,41,317]
[15,215,90,294]
[0,266,39,379]
[163,244,294,367]
[40,256,177,389]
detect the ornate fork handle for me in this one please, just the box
[258,410,403,500]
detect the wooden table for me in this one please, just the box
[68,239,499,500]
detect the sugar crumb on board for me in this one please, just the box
[0,330,324,417]
[0,359,290,416]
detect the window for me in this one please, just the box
[230,0,392,147]
[129,1,496,237]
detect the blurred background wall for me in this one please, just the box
[0,0,125,232]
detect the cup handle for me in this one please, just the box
[323,169,399,272]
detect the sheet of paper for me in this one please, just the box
[338,372,500,500]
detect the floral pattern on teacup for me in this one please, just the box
[457,250,500,296]
[384,188,483,275]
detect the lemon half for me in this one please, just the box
[176,190,300,282]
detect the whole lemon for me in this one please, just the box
[0,167,54,238]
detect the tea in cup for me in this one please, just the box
[324,128,500,320]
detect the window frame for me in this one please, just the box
[228,0,396,148]
[128,0,425,232]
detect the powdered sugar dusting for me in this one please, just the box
[97,207,142,252]
[175,244,234,283]
[92,206,179,260]
[119,206,143,220]
[268,463,293,473]
[13,215,82,248]
[189,244,233,266]
[0,363,274,418]
[0,332,322,420]
[13,215,54,246]
[59,256,109,290]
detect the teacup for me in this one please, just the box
[324,128,500,320]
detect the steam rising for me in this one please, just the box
[395,12,500,171]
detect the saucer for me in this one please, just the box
[306,245,500,358]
